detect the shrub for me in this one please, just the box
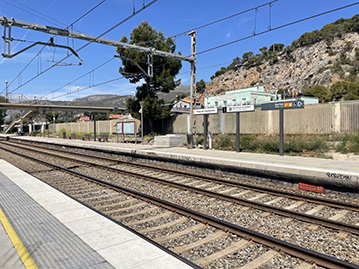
[346,131,359,154]
[214,134,234,150]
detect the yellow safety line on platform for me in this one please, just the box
[0,207,38,269]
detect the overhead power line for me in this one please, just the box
[1,0,108,95]
[42,57,115,98]
[197,2,359,56]
[171,0,279,38]
[3,0,159,97]
[0,0,68,28]
[51,76,126,100]
[70,0,107,28]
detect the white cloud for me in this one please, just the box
[226,31,231,38]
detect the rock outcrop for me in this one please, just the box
[201,33,359,104]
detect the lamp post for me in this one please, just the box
[5,80,8,100]
[77,87,80,105]
[139,101,144,144]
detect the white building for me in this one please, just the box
[172,98,201,111]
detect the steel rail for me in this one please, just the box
[4,140,359,236]
[0,143,200,269]
[11,138,359,212]
[0,143,357,269]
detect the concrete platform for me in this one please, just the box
[0,159,193,269]
[4,135,359,190]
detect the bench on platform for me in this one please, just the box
[98,134,109,142]
[82,134,91,141]
[68,133,76,140]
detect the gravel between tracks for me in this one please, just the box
[1,143,359,266]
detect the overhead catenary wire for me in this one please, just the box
[41,57,116,98]
[51,76,126,100]
[43,1,359,101]
[4,0,159,97]
[1,0,109,95]
[170,0,279,38]
[196,1,359,55]
[0,0,69,29]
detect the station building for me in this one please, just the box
[204,85,318,108]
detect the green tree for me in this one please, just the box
[196,79,206,94]
[303,85,332,103]
[242,51,254,62]
[0,96,8,125]
[330,81,359,101]
[117,21,182,132]
[259,46,268,55]
[269,43,284,52]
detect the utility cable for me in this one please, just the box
[171,0,279,38]
[197,1,359,55]
[0,0,68,29]
[1,0,108,95]
[5,0,158,97]
[51,76,125,100]
[42,57,115,98]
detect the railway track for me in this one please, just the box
[1,140,359,268]
[3,141,359,232]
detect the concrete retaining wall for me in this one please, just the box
[171,101,359,135]
[49,101,359,135]
[50,119,140,135]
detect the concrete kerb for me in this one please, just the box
[6,136,359,191]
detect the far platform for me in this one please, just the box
[2,134,359,190]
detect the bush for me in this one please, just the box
[240,135,253,150]
[56,128,67,137]
[214,134,234,150]
[346,131,359,154]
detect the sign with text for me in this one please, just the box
[261,100,304,111]
[116,121,136,134]
[222,105,255,113]
[193,108,218,115]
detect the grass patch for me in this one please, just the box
[213,134,329,156]
[335,131,359,154]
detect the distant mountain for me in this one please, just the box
[45,94,131,108]
[157,85,190,102]
[38,85,191,108]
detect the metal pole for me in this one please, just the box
[188,31,196,149]
[140,101,144,144]
[203,114,208,150]
[135,121,137,144]
[5,80,8,100]
[0,16,194,63]
[279,109,284,156]
[236,112,240,153]
[93,113,97,141]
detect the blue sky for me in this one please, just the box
[1,0,359,101]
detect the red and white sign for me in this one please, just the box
[298,182,324,193]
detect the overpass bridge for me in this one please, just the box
[0,103,124,134]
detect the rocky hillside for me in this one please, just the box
[201,15,359,103]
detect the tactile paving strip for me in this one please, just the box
[0,171,114,269]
